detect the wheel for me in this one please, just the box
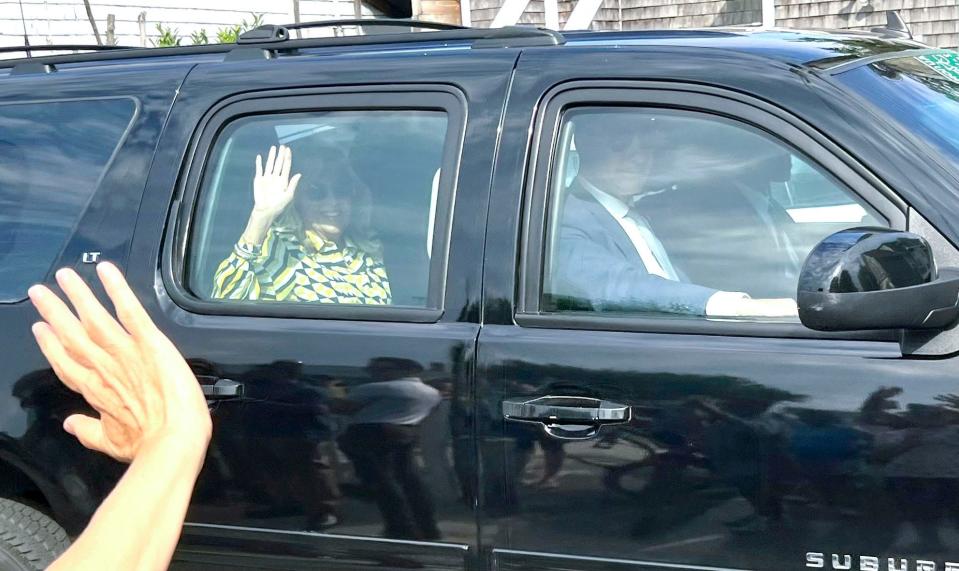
[0,498,69,570]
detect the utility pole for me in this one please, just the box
[292,0,302,38]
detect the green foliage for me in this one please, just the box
[214,12,266,44]
[242,12,266,31]
[153,12,265,48]
[151,23,181,47]
[215,25,242,44]
[190,28,209,45]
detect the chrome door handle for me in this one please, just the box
[197,376,244,399]
[502,396,630,439]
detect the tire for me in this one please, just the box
[0,498,70,570]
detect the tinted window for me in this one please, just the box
[543,107,885,319]
[188,110,449,309]
[0,98,135,302]
[837,51,959,169]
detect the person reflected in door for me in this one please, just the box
[238,362,342,531]
[212,144,391,304]
[551,114,797,317]
[335,357,443,540]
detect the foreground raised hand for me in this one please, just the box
[29,263,211,571]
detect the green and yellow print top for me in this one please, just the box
[212,227,391,304]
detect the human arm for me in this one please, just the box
[554,223,797,318]
[329,382,381,415]
[211,145,302,300]
[554,224,717,315]
[48,435,206,571]
[28,263,212,571]
[211,229,287,300]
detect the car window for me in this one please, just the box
[542,106,886,320]
[0,98,136,302]
[187,110,449,309]
[835,51,959,173]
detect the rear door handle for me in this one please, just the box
[502,396,630,439]
[197,376,244,399]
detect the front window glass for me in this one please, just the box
[542,107,886,321]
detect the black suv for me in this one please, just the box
[1,17,959,571]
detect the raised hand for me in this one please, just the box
[241,145,302,247]
[27,264,211,463]
[252,145,302,222]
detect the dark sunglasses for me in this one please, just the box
[299,182,354,201]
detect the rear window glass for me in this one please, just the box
[186,110,449,309]
[0,98,136,301]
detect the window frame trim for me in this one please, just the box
[162,86,465,323]
[518,82,907,340]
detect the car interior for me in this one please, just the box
[188,112,448,308]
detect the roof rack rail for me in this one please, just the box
[870,10,912,40]
[234,19,466,46]
[0,22,564,69]
[0,44,135,56]
[285,18,467,33]
[472,25,564,48]
[226,21,563,59]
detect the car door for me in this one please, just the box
[478,47,959,571]
[127,48,519,569]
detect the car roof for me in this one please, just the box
[562,28,927,68]
[0,26,928,74]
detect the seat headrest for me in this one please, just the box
[651,129,792,190]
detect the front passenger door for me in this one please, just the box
[478,79,959,571]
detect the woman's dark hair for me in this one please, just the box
[284,146,377,248]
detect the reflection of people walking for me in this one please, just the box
[337,358,442,540]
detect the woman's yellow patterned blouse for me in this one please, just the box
[212,226,391,304]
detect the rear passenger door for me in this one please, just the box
[478,48,959,571]
[129,49,517,569]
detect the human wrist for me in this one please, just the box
[138,426,210,471]
[240,213,273,247]
[249,205,278,220]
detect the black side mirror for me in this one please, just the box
[798,227,959,331]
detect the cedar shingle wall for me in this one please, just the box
[619,0,762,29]
[477,0,760,31]
[775,0,958,49]
[473,0,957,50]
